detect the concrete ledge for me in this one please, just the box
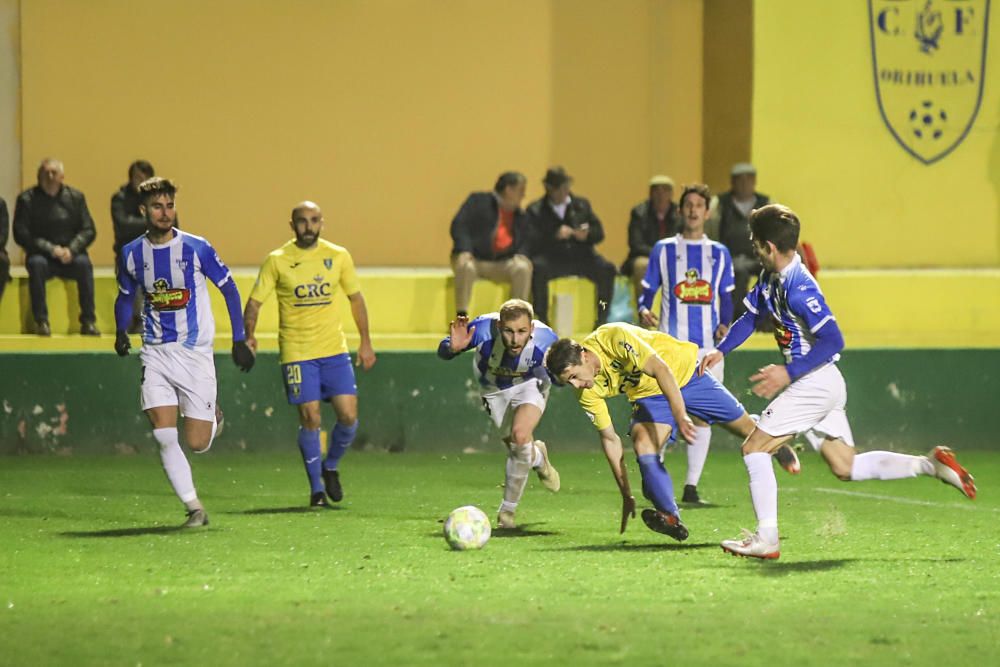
[0,267,997,349]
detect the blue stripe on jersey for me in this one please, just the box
[665,243,677,336]
[182,242,198,348]
[153,245,177,343]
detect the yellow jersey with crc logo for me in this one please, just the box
[577,323,698,430]
[249,238,361,363]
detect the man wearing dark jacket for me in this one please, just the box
[0,196,10,304]
[112,160,157,333]
[13,159,99,336]
[621,174,680,295]
[527,167,617,328]
[449,171,533,317]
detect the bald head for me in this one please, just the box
[291,200,322,222]
[37,158,65,195]
[290,200,324,248]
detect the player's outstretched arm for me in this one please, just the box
[598,426,636,533]
[348,292,376,370]
[437,315,476,359]
[642,355,696,442]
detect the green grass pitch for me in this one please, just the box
[1,449,997,666]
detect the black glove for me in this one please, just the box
[114,330,131,357]
[232,340,255,372]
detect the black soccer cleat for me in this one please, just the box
[310,491,330,508]
[322,468,343,503]
[681,484,705,505]
[182,508,209,527]
[640,509,689,542]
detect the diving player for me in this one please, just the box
[243,201,376,508]
[114,177,255,527]
[704,203,977,559]
[545,322,761,541]
[439,298,560,529]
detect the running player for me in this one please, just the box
[113,177,255,528]
[703,203,977,559]
[243,201,376,508]
[545,322,766,541]
[439,299,560,529]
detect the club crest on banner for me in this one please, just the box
[868,0,990,164]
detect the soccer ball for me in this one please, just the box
[908,100,947,141]
[443,505,491,550]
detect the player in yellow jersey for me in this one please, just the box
[545,322,795,541]
[243,201,376,507]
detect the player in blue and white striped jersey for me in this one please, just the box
[703,203,977,559]
[637,184,736,504]
[438,299,561,529]
[113,177,255,528]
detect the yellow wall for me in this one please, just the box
[18,0,711,269]
[753,0,1000,267]
[703,0,753,194]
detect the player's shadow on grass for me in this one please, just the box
[60,526,186,538]
[491,524,559,538]
[552,541,719,552]
[231,506,345,515]
[752,558,856,574]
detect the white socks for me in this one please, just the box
[500,441,534,514]
[744,452,779,544]
[850,451,935,481]
[153,427,201,510]
[685,425,711,487]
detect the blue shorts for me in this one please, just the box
[281,354,357,405]
[630,371,745,441]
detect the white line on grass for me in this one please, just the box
[811,487,998,512]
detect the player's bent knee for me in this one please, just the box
[510,426,533,446]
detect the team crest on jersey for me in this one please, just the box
[146,278,191,311]
[324,258,333,269]
[773,319,793,349]
[868,0,990,164]
[674,269,713,304]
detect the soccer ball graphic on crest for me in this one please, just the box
[443,505,491,550]
[908,100,947,141]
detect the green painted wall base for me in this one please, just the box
[1,350,996,455]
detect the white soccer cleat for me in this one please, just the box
[721,529,780,560]
[929,446,976,499]
[534,440,560,492]
[497,510,516,530]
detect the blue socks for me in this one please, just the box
[297,427,324,494]
[325,420,358,471]
[637,454,679,515]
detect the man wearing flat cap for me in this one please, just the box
[526,167,616,329]
[621,175,681,297]
[706,163,770,321]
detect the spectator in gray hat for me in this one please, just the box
[526,167,617,328]
[707,163,770,322]
[621,174,681,297]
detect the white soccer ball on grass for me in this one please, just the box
[443,505,491,550]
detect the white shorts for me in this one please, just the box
[756,363,855,449]
[697,347,724,383]
[482,378,550,429]
[140,343,218,422]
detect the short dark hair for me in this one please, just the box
[680,183,711,208]
[499,298,533,323]
[544,338,583,380]
[750,203,800,252]
[129,160,155,179]
[494,171,526,194]
[137,177,178,203]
